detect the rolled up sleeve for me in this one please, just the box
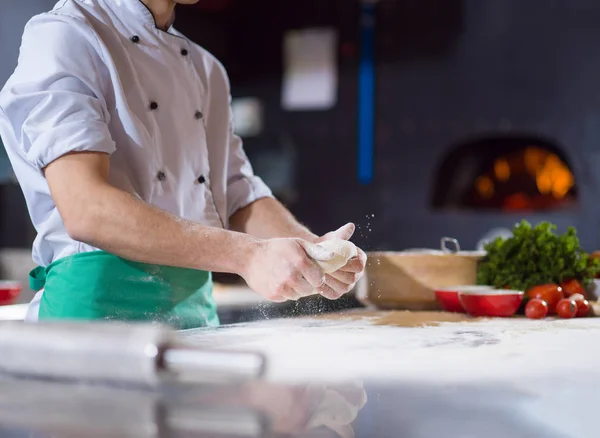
[226,131,274,219]
[0,13,115,171]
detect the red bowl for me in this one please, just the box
[435,286,491,313]
[459,289,524,317]
[0,281,22,306]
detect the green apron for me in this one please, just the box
[29,251,219,329]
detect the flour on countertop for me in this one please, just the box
[181,313,600,384]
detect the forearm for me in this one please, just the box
[66,184,256,274]
[229,198,317,242]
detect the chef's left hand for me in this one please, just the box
[315,223,367,300]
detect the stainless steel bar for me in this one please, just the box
[0,321,266,386]
[162,347,266,385]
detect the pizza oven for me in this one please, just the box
[432,137,577,213]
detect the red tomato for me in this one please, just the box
[556,298,577,319]
[525,298,548,319]
[570,295,591,318]
[560,279,586,299]
[526,284,564,315]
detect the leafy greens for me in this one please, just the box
[476,220,600,291]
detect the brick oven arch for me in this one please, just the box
[430,135,578,212]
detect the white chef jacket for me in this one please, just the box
[0,0,273,270]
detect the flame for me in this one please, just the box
[524,146,547,176]
[474,146,575,207]
[536,171,552,194]
[503,192,531,211]
[494,158,511,182]
[533,152,574,199]
[475,176,494,199]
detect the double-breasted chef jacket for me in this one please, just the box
[0,0,273,269]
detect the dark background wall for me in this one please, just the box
[3,0,600,252]
[178,0,600,252]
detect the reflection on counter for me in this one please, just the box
[0,378,367,438]
[3,374,594,438]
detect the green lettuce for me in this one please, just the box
[476,220,600,291]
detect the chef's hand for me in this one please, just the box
[242,238,327,302]
[316,223,367,300]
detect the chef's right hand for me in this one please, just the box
[241,238,327,302]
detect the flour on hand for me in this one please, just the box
[304,239,358,274]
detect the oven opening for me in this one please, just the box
[431,136,578,212]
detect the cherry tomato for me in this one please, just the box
[525,298,548,319]
[569,295,591,317]
[556,298,577,319]
[560,279,586,299]
[526,284,564,315]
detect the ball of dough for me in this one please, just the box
[305,239,358,274]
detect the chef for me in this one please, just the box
[0,0,366,328]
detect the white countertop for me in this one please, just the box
[182,311,600,385]
[0,303,27,321]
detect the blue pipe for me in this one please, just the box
[358,2,376,184]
